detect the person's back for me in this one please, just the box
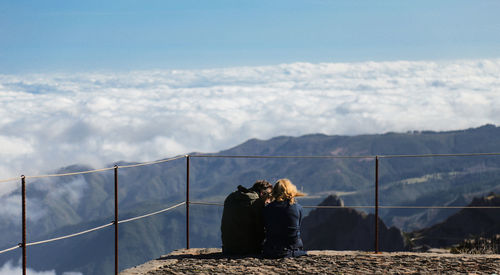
[263,200,303,253]
[221,182,270,255]
[263,179,307,258]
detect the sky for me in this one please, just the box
[1,0,500,183]
[1,0,500,72]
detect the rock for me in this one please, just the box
[301,195,405,251]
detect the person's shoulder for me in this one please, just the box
[266,200,287,208]
[224,189,249,203]
[290,202,303,210]
[243,190,259,200]
[264,200,276,209]
[224,190,239,200]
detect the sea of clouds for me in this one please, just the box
[0,260,81,275]
[1,58,499,194]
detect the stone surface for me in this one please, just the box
[120,248,500,274]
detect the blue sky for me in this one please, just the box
[1,0,500,73]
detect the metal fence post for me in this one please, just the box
[186,155,190,249]
[374,156,380,253]
[114,165,119,275]
[21,175,27,275]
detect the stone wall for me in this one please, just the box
[121,248,500,274]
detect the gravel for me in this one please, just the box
[120,248,500,275]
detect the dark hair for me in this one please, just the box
[250,180,272,196]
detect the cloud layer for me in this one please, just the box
[0,260,81,275]
[1,59,499,191]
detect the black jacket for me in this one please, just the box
[220,185,265,255]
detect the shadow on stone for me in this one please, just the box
[157,252,264,261]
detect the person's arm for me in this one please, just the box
[298,204,303,227]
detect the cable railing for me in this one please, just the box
[189,201,500,209]
[1,152,500,275]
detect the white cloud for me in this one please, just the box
[0,58,499,191]
[0,261,55,275]
[0,261,83,275]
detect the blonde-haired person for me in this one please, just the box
[263,179,307,258]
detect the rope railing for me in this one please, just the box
[191,152,500,160]
[0,202,186,255]
[117,155,186,169]
[191,154,374,159]
[25,167,116,180]
[0,176,21,184]
[0,155,185,182]
[189,201,500,209]
[27,222,115,247]
[118,202,185,224]
[0,244,20,254]
[304,205,500,209]
[1,152,500,274]
[378,152,500,158]
[2,152,500,183]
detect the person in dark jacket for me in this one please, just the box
[221,180,272,255]
[263,178,307,258]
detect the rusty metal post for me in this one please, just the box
[114,165,119,275]
[21,175,27,275]
[374,156,380,253]
[186,155,190,249]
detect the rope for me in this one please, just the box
[303,205,373,209]
[305,205,500,209]
[189,202,500,210]
[22,156,184,180]
[190,202,372,208]
[4,201,185,249]
[189,201,224,206]
[3,152,500,183]
[13,156,184,181]
[378,152,500,158]
[0,245,20,255]
[25,167,115,180]
[189,202,372,208]
[1,199,497,251]
[0,177,20,184]
[27,222,114,247]
[191,155,374,159]
[191,152,500,159]
[377,206,500,209]
[117,155,185,169]
[118,202,186,224]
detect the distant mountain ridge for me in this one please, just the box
[1,124,499,274]
[409,193,500,250]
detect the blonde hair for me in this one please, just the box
[272,178,306,204]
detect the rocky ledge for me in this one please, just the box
[121,248,500,274]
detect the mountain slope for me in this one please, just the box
[409,193,500,250]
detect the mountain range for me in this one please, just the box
[409,192,500,250]
[0,124,499,274]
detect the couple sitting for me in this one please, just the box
[220,178,307,258]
